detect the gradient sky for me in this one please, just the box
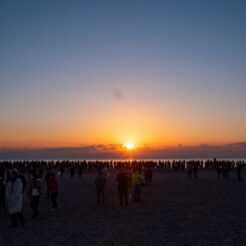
[1,0,246,149]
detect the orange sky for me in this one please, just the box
[1,99,245,149]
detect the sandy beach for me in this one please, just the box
[0,169,246,246]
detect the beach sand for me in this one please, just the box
[1,169,246,246]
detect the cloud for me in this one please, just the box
[0,142,246,160]
[96,144,121,151]
[227,142,246,148]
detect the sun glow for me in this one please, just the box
[125,143,135,150]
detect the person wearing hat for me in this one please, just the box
[5,169,25,227]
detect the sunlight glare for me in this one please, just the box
[125,143,135,150]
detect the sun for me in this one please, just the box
[125,143,135,150]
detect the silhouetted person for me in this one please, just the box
[48,173,58,210]
[95,171,106,204]
[0,166,4,178]
[187,164,192,181]
[237,163,242,181]
[144,168,152,185]
[78,166,83,178]
[217,165,221,178]
[223,163,230,179]
[28,174,42,219]
[116,168,130,207]
[0,177,6,215]
[193,164,198,179]
[132,169,144,203]
[45,171,52,199]
[5,169,25,227]
[70,166,75,178]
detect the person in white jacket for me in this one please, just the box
[5,169,25,227]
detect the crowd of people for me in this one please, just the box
[0,159,244,228]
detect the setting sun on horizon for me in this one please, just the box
[0,0,246,157]
[124,143,136,151]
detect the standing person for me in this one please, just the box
[45,171,52,199]
[94,171,106,204]
[0,177,6,215]
[187,163,192,181]
[28,174,42,219]
[144,169,148,184]
[116,168,130,208]
[48,173,58,210]
[78,165,83,178]
[217,164,222,178]
[5,169,25,227]
[237,162,242,181]
[193,163,198,179]
[132,169,144,203]
[0,165,5,178]
[70,166,75,178]
[147,167,153,184]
